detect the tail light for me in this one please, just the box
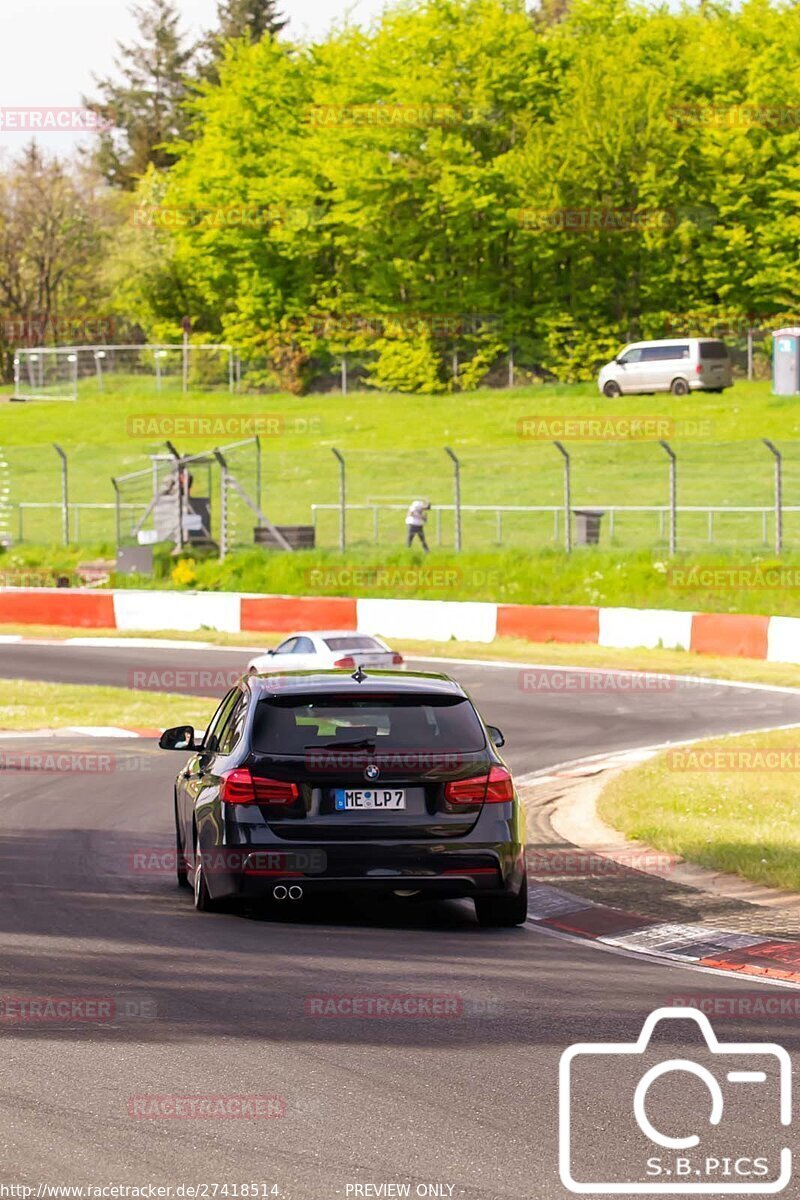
[485,765,514,803]
[391,652,404,665]
[220,767,299,806]
[333,656,356,668]
[445,766,514,806]
[696,363,702,374]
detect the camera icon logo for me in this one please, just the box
[559,1007,791,1194]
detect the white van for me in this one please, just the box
[597,338,733,397]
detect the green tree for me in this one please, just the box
[107,0,800,388]
[213,0,286,43]
[200,0,287,83]
[84,0,198,190]
[0,145,111,376]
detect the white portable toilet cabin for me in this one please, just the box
[772,327,800,395]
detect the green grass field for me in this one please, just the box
[3,376,800,554]
[599,726,800,893]
[0,678,215,732]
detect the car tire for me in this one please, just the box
[474,873,528,928]
[670,378,690,396]
[603,381,621,398]
[193,834,222,913]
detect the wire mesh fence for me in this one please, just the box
[13,345,237,401]
[8,318,781,402]
[3,436,799,555]
[111,438,278,556]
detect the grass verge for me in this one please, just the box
[598,727,800,893]
[6,544,800,615]
[0,679,216,733]
[3,623,800,689]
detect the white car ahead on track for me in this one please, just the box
[246,630,405,675]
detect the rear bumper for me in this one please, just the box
[200,841,525,901]
[691,374,732,390]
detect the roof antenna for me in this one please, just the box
[351,665,367,683]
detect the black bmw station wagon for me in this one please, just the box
[160,668,528,926]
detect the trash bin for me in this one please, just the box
[573,509,605,546]
[772,328,800,395]
[254,524,316,549]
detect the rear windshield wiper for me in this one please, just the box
[312,739,376,750]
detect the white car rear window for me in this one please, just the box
[323,636,384,651]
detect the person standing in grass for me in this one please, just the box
[405,498,431,551]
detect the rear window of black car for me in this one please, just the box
[251,694,486,754]
[699,340,729,359]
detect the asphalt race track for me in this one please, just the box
[3,640,800,773]
[2,641,800,1197]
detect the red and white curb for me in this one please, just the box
[526,882,800,985]
[4,587,800,665]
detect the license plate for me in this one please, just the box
[334,788,406,811]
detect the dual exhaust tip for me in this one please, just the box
[273,884,303,902]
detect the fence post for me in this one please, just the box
[659,440,677,554]
[182,329,189,393]
[747,328,754,382]
[94,350,105,392]
[763,438,783,555]
[508,346,514,388]
[553,441,571,553]
[214,450,229,560]
[332,448,346,550]
[165,440,185,550]
[254,435,262,515]
[228,348,234,394]
[67,354,78,401]
[341,357,348,396]
[111,478,121,551]
[53,443,68,546]
[444,446,462,551]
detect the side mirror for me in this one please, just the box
[159,725,197,751]
[487,725,505,748]
[615,358,625,366]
